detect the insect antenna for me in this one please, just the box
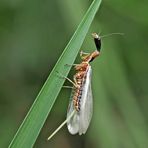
[47,110,76,141]
[100,32,124,38]
[92,32,124,52]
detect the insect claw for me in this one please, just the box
[55,70,61,77]
[64,64,78,67]
[56,71,65,79]
[55,71,66,80]
[64,64,71,67]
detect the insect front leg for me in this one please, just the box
[80,50,90,56]
[80,50,91,60]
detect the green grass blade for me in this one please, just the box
[8,0,102,147]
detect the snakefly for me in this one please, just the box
[47,32,101,140]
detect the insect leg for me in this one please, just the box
[62,86,73,89]
[47,110,76,141]
[56,71,77,87]
[64,63,79,67]
[80,50,90,56]
[80,50,91,60]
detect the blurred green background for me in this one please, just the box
[0,0,148,147]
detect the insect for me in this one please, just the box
[66,33,101,135]
[47,32,101,140]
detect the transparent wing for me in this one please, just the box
[79,66,93,135]
[67,66,93,135]
[66,90,80,135]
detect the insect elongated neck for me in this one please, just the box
[82,50,100,63]
[82,33,101,63]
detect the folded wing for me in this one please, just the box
[67,66,93,135]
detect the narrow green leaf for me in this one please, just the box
[8,0,102,147]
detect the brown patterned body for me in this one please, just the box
[72,62,89,111]
[71,48,100,111]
